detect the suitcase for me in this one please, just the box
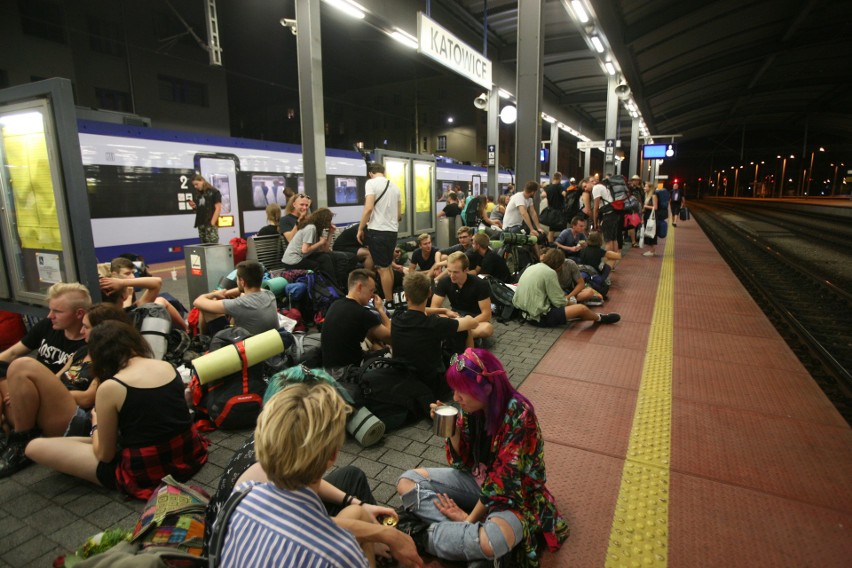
[679,207,690,221]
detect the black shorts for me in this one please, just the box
[533,305,567,327]
[366,229,396,268]
[601,214,619,242]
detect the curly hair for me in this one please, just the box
[88,321,153,379]
[299,207,334,232]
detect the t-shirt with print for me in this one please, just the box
[59,346,95,393]
[194,187,222,228]
[20,318,85,374]
[281,224,317,266]
[223,290,279,335]
[435,275,491,315]
[502,192,533,229]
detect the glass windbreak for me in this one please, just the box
[0,102,72,300]
[384,158,409,236]
[413,161,434,234]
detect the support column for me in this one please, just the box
[629,117,640,179]
[583,148,591,178]
[604,74,618,176]
[514,0,543,189]
[487,88,499,198]
[295,0,328,207]
[549,122,559,178]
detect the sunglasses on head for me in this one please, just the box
[449,350,489,381]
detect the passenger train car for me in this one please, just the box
[78,120,514,264]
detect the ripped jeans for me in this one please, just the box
[398,468,523,562]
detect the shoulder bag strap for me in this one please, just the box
[373,180,391,206]
[208,485,254,567]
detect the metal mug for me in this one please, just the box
[433,406,459,438]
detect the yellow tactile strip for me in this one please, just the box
[606,229,675,567]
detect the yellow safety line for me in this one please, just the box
[605,228,675,567]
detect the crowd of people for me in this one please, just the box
[0,167,683,566]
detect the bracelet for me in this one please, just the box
[90,424,98,436]
[342,493,352,507]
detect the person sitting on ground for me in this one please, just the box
[321,269,391,370]
[279,193,311,242]
[281,207,349,287]
[513,249,620,326]
[578,230,621,281]
[397,349,569,566]
[555,216,589,262]
[484,195,496,215]
[466,232,511,282]
[490,194,509,225]
[219,382,418,567]
[408,233,444,278]
[436,226,474,282]
[0,304,131,477]
[193,260,278,336]
[99,257,189,332]
[430,252,493,347]
[256,203,282,237]
[437,191,461,219]
[391,273,477,399]
[463,195,502,231]
[503,181,545,259]
[25,320,208,499]
[555,256,604,306]
[0,283,91,423]
[334,223,373,271]
[205,368,422,567]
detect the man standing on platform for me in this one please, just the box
[188,175,222,244]
[357,163,401,303]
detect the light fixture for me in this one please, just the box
[279,18,298,35]
[322,0,366,20]
[571,0,590,23]
[447,117,454,124]
[499,105,517,125]
[604,62,616,75]
[542,113,556,124]
[498,88,513,99]
[590,35,605,53]
[389,28,418,49]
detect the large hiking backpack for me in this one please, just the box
[577,265,610,298]
[564,189,582,222]
[482,275,518,322]
[298,271,344,326]
[339,358,432,431]
[463,196,483,227]
[130,303,171,360]
[190,328,268,431]
[608,175,629,202]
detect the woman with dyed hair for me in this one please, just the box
[396,348,568,566]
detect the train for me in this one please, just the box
[77,120,517,264]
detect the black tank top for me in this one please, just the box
[109,373,191,447]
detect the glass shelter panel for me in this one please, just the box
[384,158,409,237]
[413,161,435,234]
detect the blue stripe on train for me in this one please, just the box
[95,237,202,265]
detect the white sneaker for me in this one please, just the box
[643,251,655,257]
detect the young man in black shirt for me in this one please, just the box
[430,252,493,343]
[438,191,462,219]
[321,269,391,369]
[466,233,511,283]
[408,233,445,278]
[392,273,477,398]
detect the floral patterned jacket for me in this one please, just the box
[447,397,569,566]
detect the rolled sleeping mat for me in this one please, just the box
[192,328,284,385]
[137,303,171,361]
[261,276,289,299]
[346,406,385,447]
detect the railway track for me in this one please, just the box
[690,202,852,424]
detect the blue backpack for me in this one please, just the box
[655,189,670,219]
[297,271,344,323]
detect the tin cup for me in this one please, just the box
[433,406,459,438]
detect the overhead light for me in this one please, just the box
[557,122,567,129]
[499,105,517,125]
[447,117,454,124]
[322,0,366,20]
[498,88,513,99]
[389,28,418,49]
[571,0,590,23]
[542,113,556,124]
[590,35,604,53]
[605,62,616,75]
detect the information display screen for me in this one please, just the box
[643,144,675,159]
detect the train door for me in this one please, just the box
[375,149,437,239]
[194,153,241,243]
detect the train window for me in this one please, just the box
[251,175,288,208]
[158,75,209,107]
[332,177,360,206]
[437,135,447,152]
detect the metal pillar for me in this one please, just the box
[549,122,559,178]
[203,0,223,66]
[604,75,618,175]
[514,0,543,189]
[629,117,640,179]
[583,148,591,178]
[295,0,328,207]
[487,88,499,197]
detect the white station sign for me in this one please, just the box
[418,12,492,90]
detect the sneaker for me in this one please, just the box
[643,251,655,257]
[598,313,621,324]
[0,430,36,478]
[583,298,604,307]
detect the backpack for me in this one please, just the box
[190,328,268,431]
[130,303,171,360]
[229,237,247,265]
[339,358,432,431]
[297,271,344,326]
[564,189,582,221]
[463,196,483,227]
[655,189,670,219]
[578,268,610,298]
[482,275,518,322]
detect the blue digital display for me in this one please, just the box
[643,144,675,159]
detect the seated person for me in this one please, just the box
[430,252,493,344]
[321,269,391,370]
[440,226,473,256]
[513,249,620,326]
[391,273,477,399]
[1,283,91,424]
[193,260,279,336]
[26,321,208,499]
[437,191,461,218]
[556,257,604,306]
[555,216,589,261]
[100,257,188,332]
[204,368,421,566]
[281,208,349,288]
[396,349,568,565]
[333,224,373,271]
[578,230,621,280]
[408,233,444,278]
[503,181,544,239]
[462,195,501,231]
[256,203,282,236]
[0,304,127,477]
[490,194,509,225]
[218,382,422,567]
[390,246,407,292]
[466,233,510,282]
[279,193,311,242]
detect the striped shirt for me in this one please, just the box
[220,481,368,568]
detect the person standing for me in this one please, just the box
[670,183,685,226]
[357,163,401,303]
[188,175,222,244]
[642,182,659,257]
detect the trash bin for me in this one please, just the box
[185,243,233,303]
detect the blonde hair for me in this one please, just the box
[255,382,350,490]
[265,203,282,225]
[417,233,431,244]
[447,250,469,270]
[47,282,92,311]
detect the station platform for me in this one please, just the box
[2,220,850,566]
